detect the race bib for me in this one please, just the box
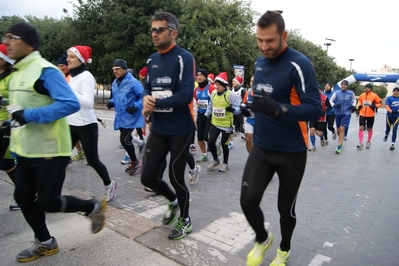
[363,100,372,107]
[152,90,173,113]
[213,107,226,118]
[197,100,208,109]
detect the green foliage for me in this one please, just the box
[0,0,353,88]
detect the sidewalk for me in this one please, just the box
[0,179,182,266]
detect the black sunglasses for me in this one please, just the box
[149,26,174,34]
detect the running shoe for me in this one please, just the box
[72,151,85,161]
[228,142,234,150]
[335,145,342,154]
[207,159,220,170]
[120,154,131,165]
[366,142,371,149]
[9,202,21,211]
[325,140,329,145]
[307,146,316,152]
[138,141,146,155]
[190,144,196,152]
[189,165,201,184]
[104,180,117,202]
[332,131,337,140]
[383,135,388,142]
[241,135,246,141]
[246,232,274,266]
[87,196,107,234]
[196,154,208,163]
[320,139,326,146]
[390,144,395,151]
[270,248,290,266]
[125,160,141,176]
[118,143,124,149]
[344,136,347,141]
[219,163,229,172]
[101,120,107,128]
[16,237,59,263]
[163,203,179,225]
[356,143,364,149]
[169,217,192,240]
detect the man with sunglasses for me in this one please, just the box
[141,12,196,240]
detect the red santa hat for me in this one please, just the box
[0,44,15,65]
[139,66,148,77]
[233,76,243,86]
[214,72,229,87]
[68,45,92,64]
[208,73,214,84]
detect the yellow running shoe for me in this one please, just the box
[270,248,290,266]
[246,232,273,266]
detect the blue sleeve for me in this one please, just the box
[155,52,195,108]
[132,80,144,110]
[23,68,80,124]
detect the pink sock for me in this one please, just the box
[367,130,373,142]
[358,130,364,143]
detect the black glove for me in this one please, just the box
[225,106,235,113]
[247,93,282,116]
[11,110,26,126]
[350,106,356,113]
[0,121,11,136]
[321,111,326,116]
[106,101,114,109]
[240,104,251,117]
[126,106,137,114]
[335,104,342,109]
[357,105,363,110]
[392,110,398,114]
[370,103,376,110]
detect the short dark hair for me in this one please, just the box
[257,10,285,34]
[151,12,179,31]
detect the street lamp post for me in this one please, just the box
[349,59,354,71]
[324,38,336,55]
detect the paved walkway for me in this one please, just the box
[1,100,398,265]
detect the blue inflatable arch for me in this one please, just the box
[333,73,399,91]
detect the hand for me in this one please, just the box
[225,106,235,113]
[126,106,137,114]
[0,121,11,136]
[11,110,26,126]
[392,110,398,114]
[370,103,376,110]
[240,104,251,117]
[350,106,356,113]
[106,101,114,109]
[247,93,282,116]
[143,95,156,112]
[357,105,363,110]
[335,104,342,109]
[321,111,326,116]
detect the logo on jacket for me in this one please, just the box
[255,83,273,94]
[156,77,172,84]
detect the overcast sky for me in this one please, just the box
[1,0,398,73]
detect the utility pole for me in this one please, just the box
[349,59,354,71]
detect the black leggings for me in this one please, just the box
[323,114,335,140]
[120,128,137,162]
[14,156,95,242]
[141,132,192,218]
[70,123,111,186]
[196,113,211,142]
[156,152,195,179]
[208,125,231,164]
[240,146,307,251]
